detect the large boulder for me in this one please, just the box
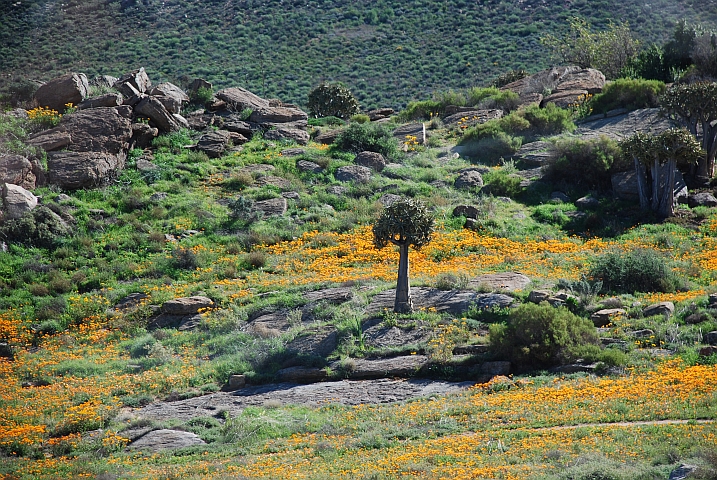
[577,108,676,141]
[149,82,189,111]
[130,123,159,149]
[76,93,123,110]
[454,170,484,189]
[196,130,231,158]
[249,106,308,124]
[501,66,582,96]
[335,165,372,183]
[215,87,269,111]
[688,192,717,208]
[47,151,125,190]
[26,129,72,152]
[162,296,214,315]
[2,183,38,220]
[263,126,309,145]
[60,107,133,153]
[0,155,36,190]
[253,197,288,216]
[34,73,89,112]
[114,67,151,96]
[135,96,181,132]
[512,141,555,167]
[128,429,206,452]
[355,151,386,171]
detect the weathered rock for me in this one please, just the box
[349,355,428,380]
[366,287,513,316]
[131,123,159,149]
[699,346,717,357]
[173,114,189,130]
[263,126,309,145]
[336,165,372,183]
[590,308,627,327]
[611,167,687,202]
[297,160,323,173]
[26,128,71,153]
[452,205,479,219]
[555,68,606,94]
[393,123,425,145]
[443,109,503,126]
[669,464,699,480]
[512,141,555,167]
[34,73,89,112]
[61,107,133,153]
[250,106,308,124]
[128,429,206,452]
[76,93,123,110]
[628,329,654,338]
[551,191,571,203]
[704,331,717,345]
[286,326,338,357]
[228,374,246,390]
[577,108,676,141]
[90,75,118,89]
[114,67,151,95]
[223,119,254,137]
[315,129,341,145]
[282,191,300,200]
[241,163,275,175]
[162,296,214,315]
[254,197,287,216]
[281,148,305,157]
[149,82,189,112]
[135,96,181,132]
[643,302,675,317]
[0,155,36,190]
[355,151,386,171]
[255,175,292,190]
[471,272,531,292]
[378,193,401,206]
[367,108,394,121]
[47,151,125,190]
[114,293,150,311]
[688,192,717,208]
[277,366,329,383]
[501,66,582,95]
[542,89,589,109]
[576,195,600,208]
[326,185,348,195]
[188,78,212,97]
[215,87,269,111]
[454,170,483,190]
[196,130,231,158]
[2,183,38,219]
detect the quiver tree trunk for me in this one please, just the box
[634,157,650,210]
[651,158,676,218]
[394,243,413,313]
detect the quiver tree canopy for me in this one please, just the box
[372,197,435,313]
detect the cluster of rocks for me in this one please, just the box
[500,66,606,109]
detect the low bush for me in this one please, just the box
[547,135,622,189]
[0,206,72,249]
[307,83,360,119]
[591,78,666,114]
[489,302,600,369]
[589,248,681,294]
[491,69,529,88]
[332,122,400,160]
[483,170,523,197]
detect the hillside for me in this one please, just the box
[2,0,717,109]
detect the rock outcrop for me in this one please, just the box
[34,72,89,112]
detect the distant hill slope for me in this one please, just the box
[1,0,716,109]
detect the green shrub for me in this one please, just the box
[589,248,681,294]
[547,135,622,189]
[0,206,72,249]
[517,103,576,138]
[192,86,214,104]
[483,170,523,197]
[460,126,522,164]
[491,69,529,88]
[128,334,157,358]
[401,100,442,120]
[591,78,666,114]
[467,87,520,112]
[152,129,193,154]
[350,113,370,124]
[532,203,576,227]
[332,122,400,160]
[307,116,345,127]
[307,82,360,119]
[489,302,600,369]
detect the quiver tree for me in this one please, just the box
[372,197,435,313]
[620,129,704,217]
[661,82,717,184]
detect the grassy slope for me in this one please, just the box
[2,0,717,109]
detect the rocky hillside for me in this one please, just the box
[2,0,717,108]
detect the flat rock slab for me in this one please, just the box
[137,378,477,422]
[576,108,676,141]
[366,287,514,316]
[470,272,531,292]
[364,323,430,349]
[127,429,206,452]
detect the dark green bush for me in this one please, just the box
[332,122,400,160]
[483,170,524,197]
[491,69,529,88]
[0,206,72,249]
[518,103,576,138]
[547,135,622,189]
[489,302,600,369]
[589,248,681,293]
[591,78,666,114]
[401,100,443,120]
[307,83,360,119]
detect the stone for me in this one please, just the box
[541,89,590,109]
[297,160,323,173]
[454,170,483,189]
[699,346,717,357]
[0,155,36,190]
[281,148,305,157]
[577,108,676,141]
[47,151,125,190]
[315,129,341,145]
[255,175,292,190]
[326,185,348,195]
[480,361,511,376]
[528,290,552,303]
[688,192,717,208]
[196,130,231,158]
[512,141,555,167]
[704,331,717,345]
[114,293,150,311]
[471,272,532,292]
[304,287,359,304]
[131,123,159,149]
[349,355,428,380]
[60,107,133,153]
[335,165,372,183]
[277,366,329,383]
[254,197,287,216]
[188,78,212,97]
[228,374,246,390]
[501,66,582,96]
[162,296,214,315]
[128,429,206,452]
[263,126,309,145]
[628,329,654,338]
[576,195,600,208]
[114,67,152,95]
[2,183,38,219]
[135,96,181,132]
[590,308,627,327]
[393,123,425,145]
[669,464,699,480]
[76,93,123,110]
[34,72,89,112]
[250,106,308,124]
[554,68,606,94]
[223,119,254,137]
[149,82,189,111]
[642,302,675,317]
[285,326,338,357]
[443,109,503,126]
[153,95,182,116]
[355,151,386,171]
[367,108,394,121]
[282,191,300,200]
[215,87,269,111]
[378,194,401,206]
[366,287,513,316]
[90,75,118,89]
[228,132,248,146]
[25,128,72,153]
[550,191,570,203]
[452,205,479,219]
